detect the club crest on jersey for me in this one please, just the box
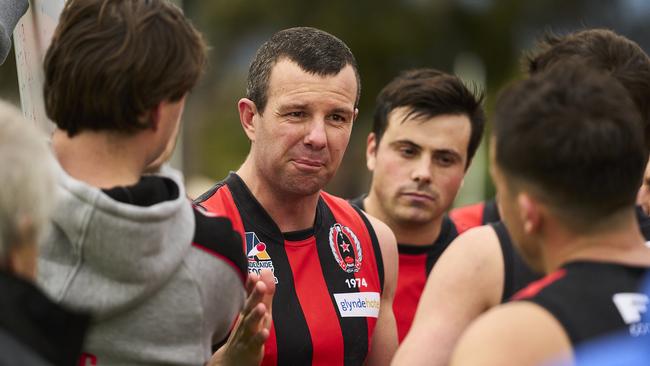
[329,223,363,273]
[246,232,278,284]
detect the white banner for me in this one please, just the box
[13,0,65,133]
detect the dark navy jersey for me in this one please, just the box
[196,174,385,366]
[513,261,650,345]
[449,199,500,234]
[496,206,650,303]
[490,222,543,302]
[349,195,458,342]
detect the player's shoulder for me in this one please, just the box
[446,224,501,258]
[451,301,572,366]
[193,179,228,207]
[427,224,505,306]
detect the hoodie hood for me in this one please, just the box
[38,162,194,318]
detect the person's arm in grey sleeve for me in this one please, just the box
[0,0,29,65]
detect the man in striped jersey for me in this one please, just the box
[196,27,399,366]
[349,68,485,343]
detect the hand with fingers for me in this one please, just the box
[209,269,275,366]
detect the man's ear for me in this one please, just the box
[238,98,258,142]
[366,132,378,172]
[518,192,541,235]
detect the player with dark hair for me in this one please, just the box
[196,26,399,365]
[451,28,650,231]
[350,68,484,342]
[395,28,650,366]
[451,63,650,366]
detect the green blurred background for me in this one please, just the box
[2,0,649,204]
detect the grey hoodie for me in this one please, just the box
[38,162,246,366]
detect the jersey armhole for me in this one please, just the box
[353,205,385,293]
[491,222,514,303]
[482,199,501,224]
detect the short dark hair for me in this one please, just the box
[44,0,207,137]
[372,68,485,169]
[246,27,360,113]
[526,29,650,146]
[494,63,647,228]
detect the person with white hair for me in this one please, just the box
[0,99,88,366]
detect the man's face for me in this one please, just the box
[248,59,358,196]
[367,108,470,227]
[490,141,544,272]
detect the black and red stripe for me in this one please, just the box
[196,173,384,366]
[191,208,248,284]
[449,199,500,234]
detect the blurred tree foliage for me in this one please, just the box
[183,0,531,198]
[2,0,648,201]
[183,0,650,201]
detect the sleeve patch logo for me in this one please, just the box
[329,223,363,273]
[334,292,380,318]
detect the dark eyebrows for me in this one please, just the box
[277,103,308,112]
[330,107,355,117]
[389,139,422,150]
[390,140,463,160]
[434,149,463,161]
[275,105,354,117]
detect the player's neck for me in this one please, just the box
[52,128,148,189]
[237,160,320,233]
[543,208,650,272]
[363,194,443,246]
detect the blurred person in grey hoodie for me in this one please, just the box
[37,1,272,365]
[0,99,88,366]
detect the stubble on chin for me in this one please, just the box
[280,171,327,196]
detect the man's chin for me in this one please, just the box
[283,176,328,196]
[394,210,438,226]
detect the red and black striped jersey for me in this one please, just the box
[449,199,500,234]
[196,174,385,366]
[349,195,458,342]
[513,261,650,345]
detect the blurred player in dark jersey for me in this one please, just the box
[451,62,650,366]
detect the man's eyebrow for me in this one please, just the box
[390,139,421,149]
[434,148,462,157]
[330,107,354,115]
[277,103,308,111]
